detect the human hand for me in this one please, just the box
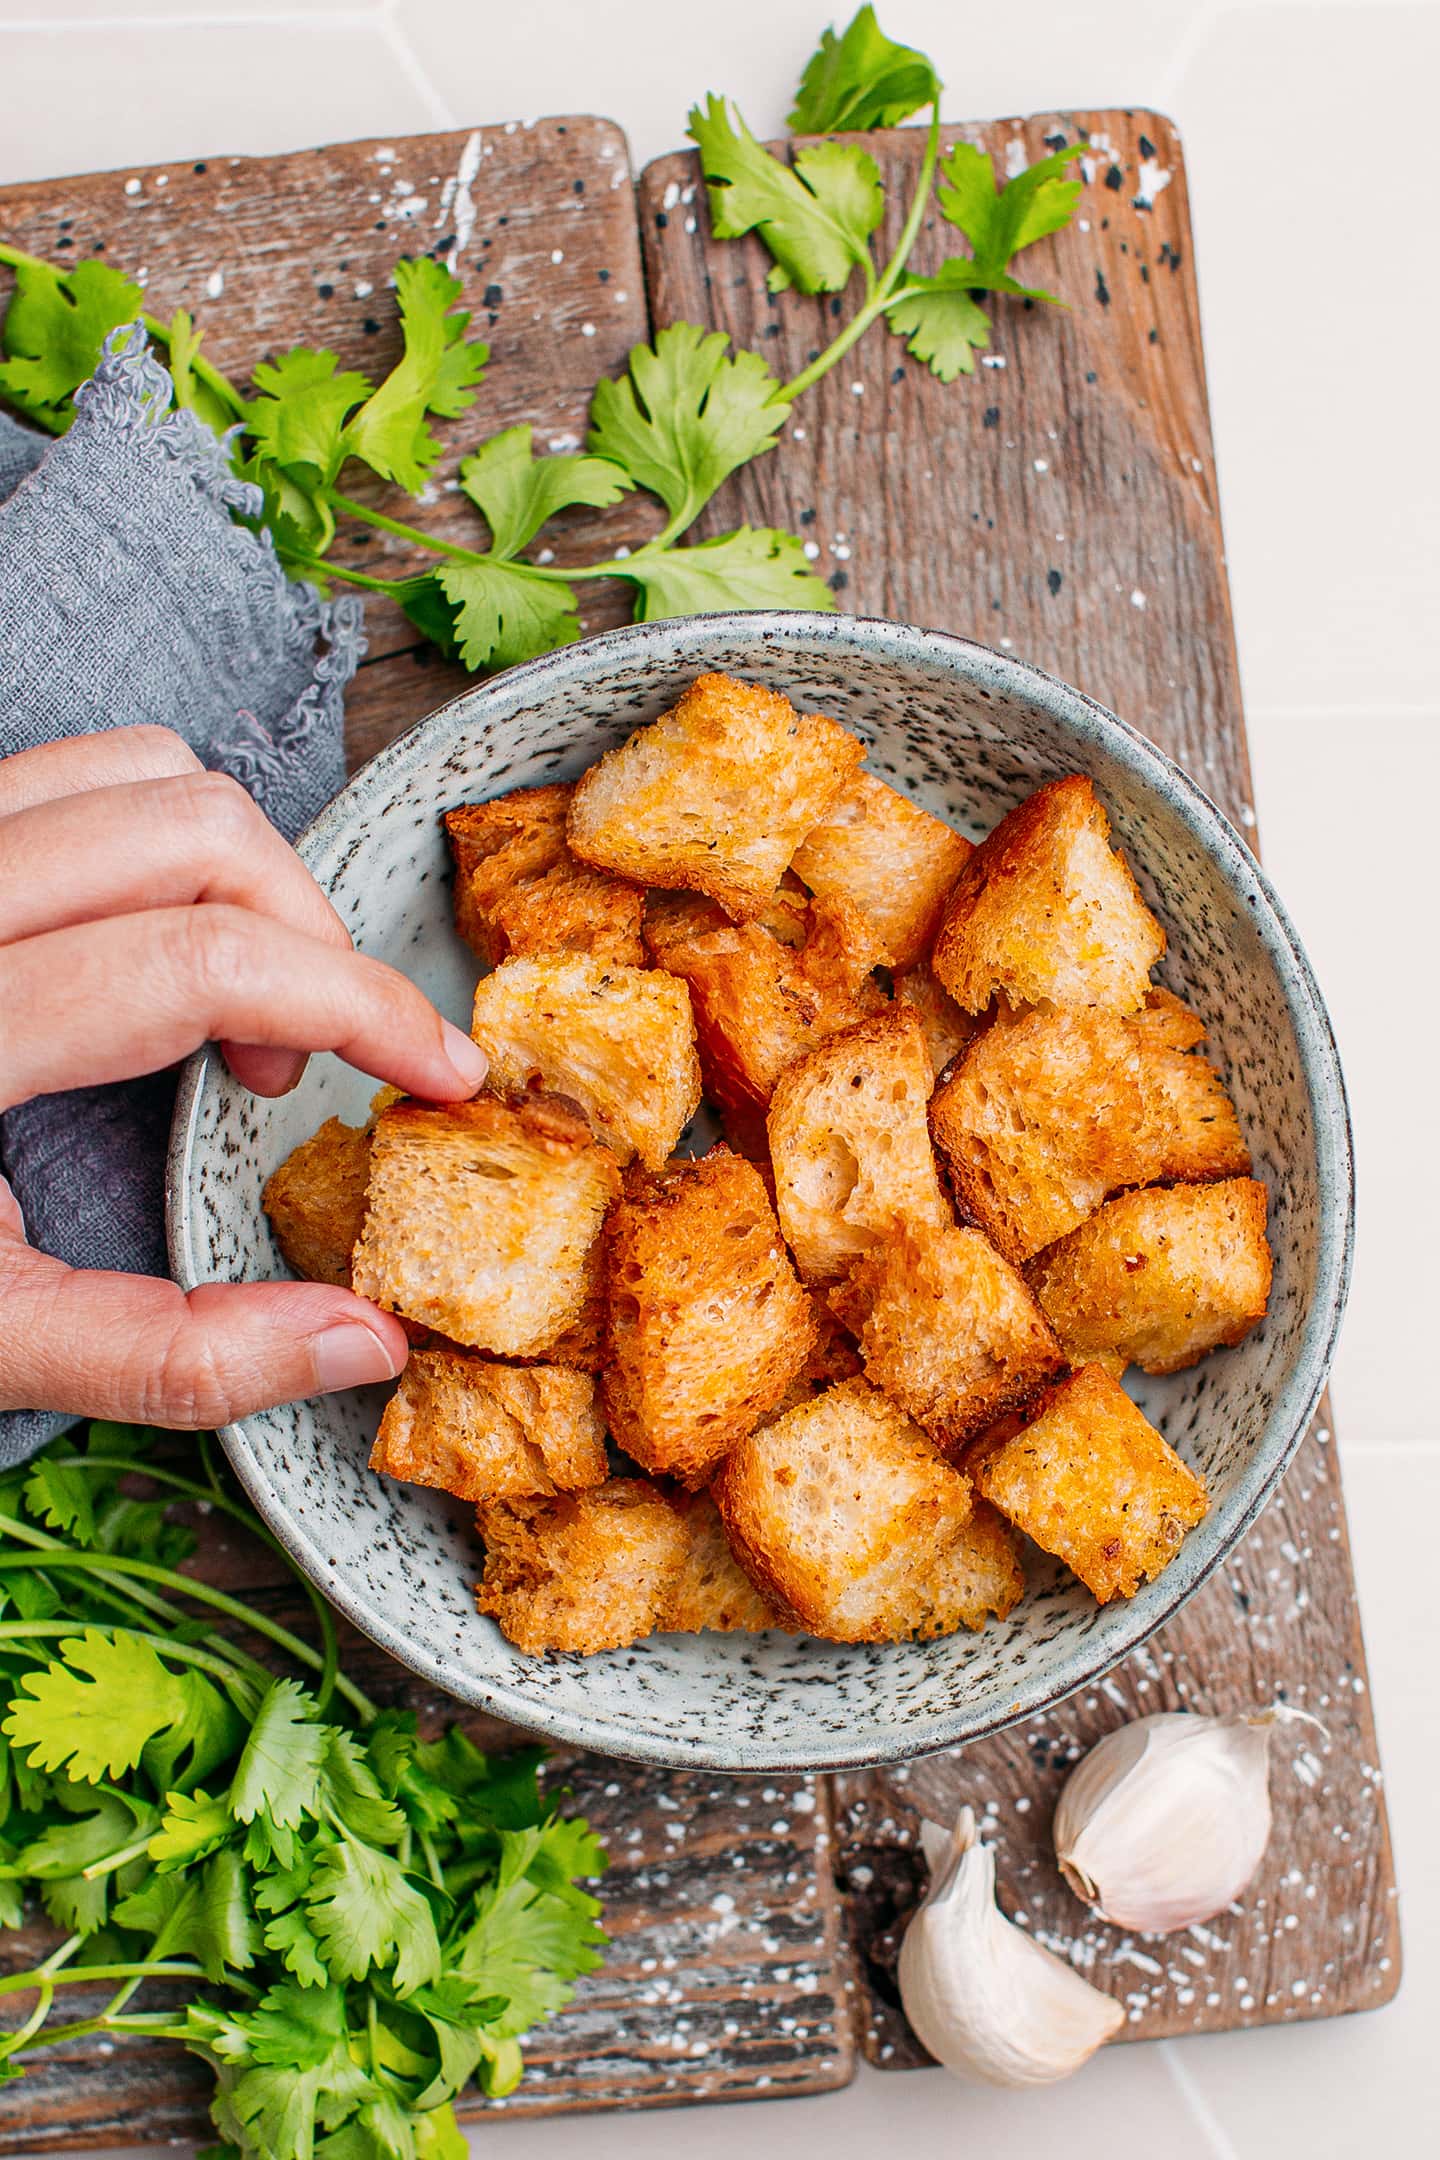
[0,725,488,1428]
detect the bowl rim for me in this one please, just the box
[169,609,1354,1773]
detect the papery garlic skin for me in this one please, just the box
[1054,1710,1275,1934]
[899,1806,1124,2087]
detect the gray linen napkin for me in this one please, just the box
[0,327,364,1463]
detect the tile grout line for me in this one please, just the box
[376,0,458,133]
[1160,2039,1245,2160]
[0,9,387,28]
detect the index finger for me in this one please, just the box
[0,725,203,818]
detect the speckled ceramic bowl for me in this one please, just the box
[169,613,1352,1772]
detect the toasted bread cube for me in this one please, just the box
[712,1378,974,1643]
[1027,1178,1272,1377]
[262,1116,371,1287]
[444,785,644,968]
[934,775,1165,1015]
[792,772,973,971]
[371,1350,606,1502]
[469,955,700,1171]
[930,995,1249,1266]
[1131,989,1251,1183]
[768,1008,952,1283]
[476,1479,780,1653]
[973,1365,1208,1602]
[895,959,978,1078]
[567,672,864,921]
[665,1492,785,1634]
[912,1499,1026,1634]
[351,1096,621,1357]
[476,1481,691,1654]
[602,1149,815,1487]
[830,1223,1064,1457]
[645,886,886,1122]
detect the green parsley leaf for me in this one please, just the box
[246,1978,347,2068]
[305,1835,441,1995]
[343,259,488,493]
[0,258,143,428]
[789,6,941,133]
[319,1726,407,1847]
[3,1630,193,1781]
[17,1789,156,1935]
[688,95,883,293]
[588,323,791,528]
[886,264,994,379]
[114,1848,257,1981]
[23,1458,95,1545]
[936,139,1081,285]
[621,526,837,620]
[228,1679,326,1831]
[150,1788,232,1871]
[457,425,631,559]
[263,1904,330,1988]
[246,349,373,487]
[433,560,580,673]
[451,1824,605,2039]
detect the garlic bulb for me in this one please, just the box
[1054,1708,1294,1934]
[898,1806,1123,2086]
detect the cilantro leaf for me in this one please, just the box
[621,526,837,620]
[936,140,1081,284]
[0,258,143,428]
[688,94,882,293]
[263,1904,330,1988]
[228,1679,326,1831]
[306,1835,441,1995]
[3,1630,192,1781]
[245,349,373,487]
[413,2104,469,2160]
[451,1825,605,2040]
[150,1788,232,1871]
[319,1727,407,1847]
[886,265,994,379]
[114,1849,257,1982]
[588,323,791,528]
[246,1978,347,2068]
[432,560,580,673]
[343,259,488,493]
[16,1790,156,1936]
[23,1458,96,1545]
[457,425,631,559]
[789,6,941,132]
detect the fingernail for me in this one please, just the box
[312,1324,403,1393]
[441,1021,489,1094]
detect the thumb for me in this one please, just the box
[0,1246,407,1428]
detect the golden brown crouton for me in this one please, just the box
[711,1378,974,1643]
[476,1481,691,1655]
[469,955,701,1171]
[644,886,886,1123]
[351,1096,621,1357]
[666,1491,785,1633]
[1026,1178,1272,1376]
[830,1222,1064,1457]
[791,771,973,971]
[933,775,1165,1014]
[912,1499,1026,1634]
[602,1149,814,1486]
[262,1116,371,1287]
[476,1479,781,1653]
[895,959,978,1078]
[1130,989,1252,1184]
[972,1365,1209,1602]
[371,1350,607,1502]
[444,785,644,968]
[567,672,864,921]
[929,997,1250,1266]
[767,1008,952,1283]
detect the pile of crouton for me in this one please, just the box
[263,672,1272,1658]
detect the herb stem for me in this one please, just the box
[328,493,485,563]
[781,100,942,401]
[0,1960,225,2000]
[80,1834,154,1883]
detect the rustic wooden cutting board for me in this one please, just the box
[0,97,1399,2144]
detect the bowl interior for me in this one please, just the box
[171,615,1350,1771]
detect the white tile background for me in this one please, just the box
[0,0,1435,2151]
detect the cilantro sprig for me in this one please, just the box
[0,1424,606,2157]
[0,8,1082,674]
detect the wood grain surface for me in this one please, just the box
[0,98,1399,2143]
[640,105,1400,2054]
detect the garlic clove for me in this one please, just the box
[898,1806,1123,2087]
[1054,1708,1285,1934]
